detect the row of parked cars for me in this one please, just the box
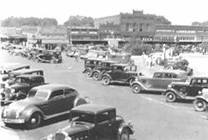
[82,57,208,113]
[0,63,134,140]
[2,43,62,64]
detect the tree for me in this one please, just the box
[64,15,94,27]
[1,17,58,27]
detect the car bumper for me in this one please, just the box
[2,118,25,124]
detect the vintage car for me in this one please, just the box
[165,59,193,76]
[82,58,104,77]
[164,77,208,102]
[193,88,208,112]
[91,60,116,80]
[0,75,45,106]
[36,50,62,63]
[1,84,88,129]
[5,68,44,83]
[131,70,188,94]
[41,104,134,140]
[0,64,30,81]
[101,64,139,85]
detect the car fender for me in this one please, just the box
[83,67,92,73]
[131,81,146,90]
[195,96,208,102]
[127,76,137,83]
[92,70,100,75]
[22,106,44,122]
[165,88,187,98]
[101,73,112,80]
[118,123,134,135]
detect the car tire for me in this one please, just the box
[73,97,88,107]
[92,72,99,81]
[102,76,111,85]
[165,92,176,102]
[26,112,42,129]
[193,99,207,112]
[120,129,130,140]
[132,84,141,94]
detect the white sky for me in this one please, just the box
[0,0,208,25]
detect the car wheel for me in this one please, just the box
[132,84,141,94]
[86,70,92,77]
[102,76,111,85]
[26,112,42,129]
[92,72,99,81]
[165,92,176,102]
[120,129,130,140]
[193,99,207,112]
[73,97,88,107]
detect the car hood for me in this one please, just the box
[171,82,189,86]
[7,97,45,111]
[10,83,29,90]
[60,121,94,136]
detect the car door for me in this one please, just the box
[62,88,77,111]
[95,111,115,140]
[47,89,66,115]
[189,78,204,96]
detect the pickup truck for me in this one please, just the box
[131,70,188,94]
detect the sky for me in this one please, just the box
[0,0,208,25]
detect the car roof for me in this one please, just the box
[0,63,29,71]
[16,74,44,79]
[112,63,129,67]
[32,83,73,91]
[191,76,208,79]
[11,68,43,74]
[100,60,116,63]
[86,58,105,61]
[155,69,186,75]
[71,104,115,114]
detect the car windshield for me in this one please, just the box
[70,111,95,123]
[15,77,29,84]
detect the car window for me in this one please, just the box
[50,90,64,99]
[172,74,177,78]
[164,73,172,78]
[97,111,111,123]
[65,88,76,95]
[202,79,208,84]
[28,89,38,97]
[154,73,163,78]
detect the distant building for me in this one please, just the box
[153,25,208,45]
[67,26,107,45]
[95,10,171,41]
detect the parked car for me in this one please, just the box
[164,77,208,102]
[0,75,45,106]
[1,84,88,129]
[131,70,188,94]
[82,58,104,77]
[165,59,193,76]
[0,64,30,82]
[41,104,134,140]
[193,88,208,112]
[36,50,62,63]
[91,60,116,80]
[101,64,139,85]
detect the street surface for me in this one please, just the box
[1,50,208,140]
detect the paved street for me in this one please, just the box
[1,50,208,140]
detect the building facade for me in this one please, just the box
[95,10,171,41]
[153,25,208,44]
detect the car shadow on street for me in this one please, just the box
[4,113,70,130]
